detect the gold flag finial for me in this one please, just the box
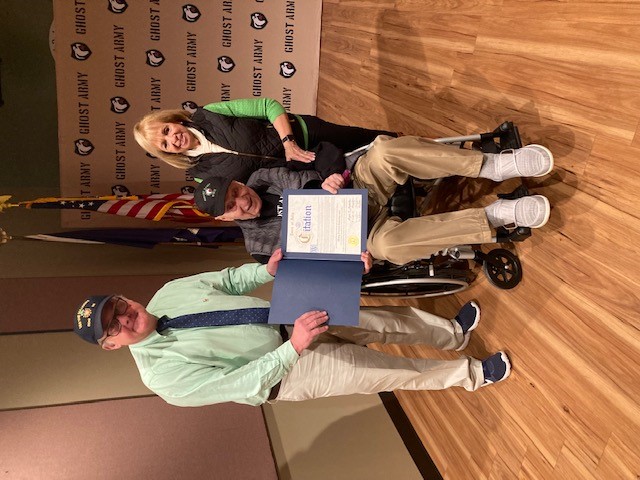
[0,195,15,213]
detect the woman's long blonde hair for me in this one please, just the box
[133,109,196,169]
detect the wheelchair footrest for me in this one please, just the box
[495,226,532,243]
[478,121,523,152]
[497,184,530,200]
[495,185,532,242]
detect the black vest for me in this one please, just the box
[187,108,306,183]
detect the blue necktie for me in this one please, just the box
[156,307,270,332]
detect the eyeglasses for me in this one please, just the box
[99,296,128,344]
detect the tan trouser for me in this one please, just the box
[352,135,493,265]
[274,306,484,402]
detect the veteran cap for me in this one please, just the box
[194,176,233,217]
[74,295,113,344]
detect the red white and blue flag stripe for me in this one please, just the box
[20,194,211,223]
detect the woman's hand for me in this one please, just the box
[284,141,315,163]
[272,112,315,163]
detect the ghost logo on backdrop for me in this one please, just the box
[279,61,296,78]
[217,56,236,73]
[75,139,95,156]
[146,50,165,67]
[250,12,268,30]
[111,185,131,197]
[108,0,128,14]
[182,4,201,22]
[181,101,198,114]
[110,97,130,114]
[71,43,92,61]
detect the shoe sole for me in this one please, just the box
[526,144,555,177]
[481,351,512,387]
[455,300,480,351]
[527,195,551,228]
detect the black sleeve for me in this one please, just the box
[190,154,286,184]
[252,253,271,264]
[286,141,346,180]
[249,167,322,191]
[303,180,323,189]
[286,159,314,172]
[189,155,255,183]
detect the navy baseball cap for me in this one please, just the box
[74,295,114,344]
[194,176,233,217]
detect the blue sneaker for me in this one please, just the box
[481,351,511,386]
[455,301,480,351]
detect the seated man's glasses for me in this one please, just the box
[99,296,128,345]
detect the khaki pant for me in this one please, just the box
[274,306,484,402]
[353,135,493,265]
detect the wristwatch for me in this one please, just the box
[281,134,296,144]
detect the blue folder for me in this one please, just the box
[268,189,367,326]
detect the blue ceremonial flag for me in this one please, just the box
[24,227,243,249]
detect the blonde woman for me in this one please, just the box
[134,97,397,182]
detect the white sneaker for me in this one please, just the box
[481,144,554,182]
[485,195,551,229]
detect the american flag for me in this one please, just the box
[19,194,212,223]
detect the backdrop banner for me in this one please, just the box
[52,0,321,227]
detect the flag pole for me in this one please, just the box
[0,227,104,246]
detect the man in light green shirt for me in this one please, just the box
[73,250,511,407]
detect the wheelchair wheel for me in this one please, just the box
[361,277,469,298]
[482,248,522,289]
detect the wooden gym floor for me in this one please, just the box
[317,1,640,479]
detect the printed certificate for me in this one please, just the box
[281,189,367,261]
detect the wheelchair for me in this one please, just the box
[360,121,533,298]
